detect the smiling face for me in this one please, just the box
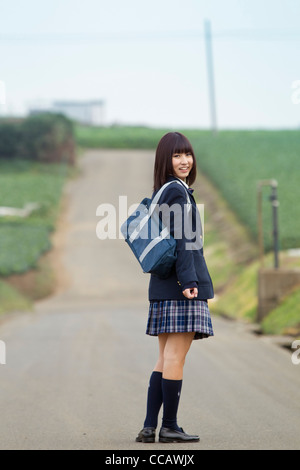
[153,132,197,191]
[172,152,194,182]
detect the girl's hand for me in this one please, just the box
[183,287,198,299]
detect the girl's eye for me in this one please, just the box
[172,153,192,158]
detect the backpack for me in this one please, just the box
[120,180,190,279]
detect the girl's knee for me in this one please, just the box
[163,350,185,368]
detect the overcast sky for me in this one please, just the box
[1,0,300,129]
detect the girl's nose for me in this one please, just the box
[181,155,188,164]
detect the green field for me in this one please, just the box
[75,124,165,149]
[0,159,68,275]
[76,125,300,251]
[190,130,300,252]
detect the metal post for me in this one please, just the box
[257,183,264,267]
[257,180,279,269]
[204,19,217,135]
[270,182,279,269]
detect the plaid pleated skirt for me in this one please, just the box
[146,300,214,340]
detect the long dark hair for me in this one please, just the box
[153,132,197,191]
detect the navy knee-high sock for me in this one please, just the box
[143,371,163,428]
[161,378,183,431]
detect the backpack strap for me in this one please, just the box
[128,180,191,243]
[151,180,191,211]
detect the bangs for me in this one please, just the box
[171,132,194,156]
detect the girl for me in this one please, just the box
[136,132,214,443]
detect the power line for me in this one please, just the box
[0,28,300,44]
[214,28,300,40]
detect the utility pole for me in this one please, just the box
[204,19,217,134]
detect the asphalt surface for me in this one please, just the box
[0,149,299,450]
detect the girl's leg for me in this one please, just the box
[143,334,168,429]
[162,332,194,380]
[138,332,198,442]
[153,333,168,372]
[161,332,194,431]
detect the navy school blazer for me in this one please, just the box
[148,176,214,301]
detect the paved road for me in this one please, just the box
[0,149,299,450]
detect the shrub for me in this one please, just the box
[19,113,75,164]
[0,121,22,158]
[0,113,75,164]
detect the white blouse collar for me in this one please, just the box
[174,177,189,189]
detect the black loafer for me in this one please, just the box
[136,427,156,443]
[159,427,199,443]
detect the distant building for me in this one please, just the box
[28,99,105,126]
[52,100,105,126]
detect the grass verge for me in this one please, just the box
[0,159,71,313]
[194,171,300,336]
[0,280,31,316]
[0,159,69,275]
